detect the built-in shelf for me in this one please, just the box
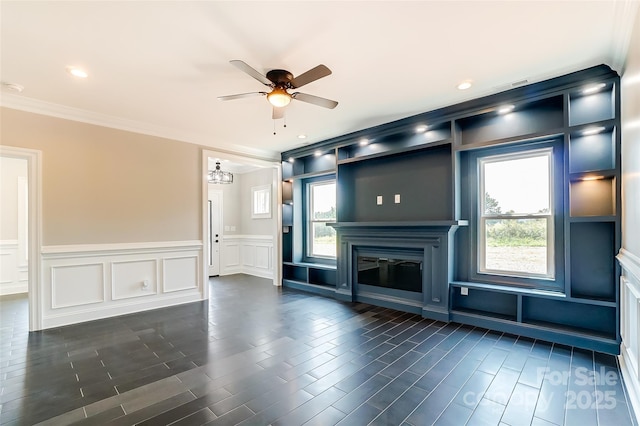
[568,81,615,127]
[283,151,336,180]
[570,177,616,217]
[453,130,565,152]
[568,123,616,174]
[455,95,564,146]
[337,139,451,165]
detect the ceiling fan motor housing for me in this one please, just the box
[266,69,294,88]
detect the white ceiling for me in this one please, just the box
[1,1,638,161]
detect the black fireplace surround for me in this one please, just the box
[330,221,466,321]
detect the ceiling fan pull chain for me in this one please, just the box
[273,120,276,136]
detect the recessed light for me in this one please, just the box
[497,104,515,114]
[457,81,472,90]
[582,126,605,136]
[582,83,606,95]
[415,125,428,133]
[298,134,307,139]
[66,66,88,78]
[359,138,369,146]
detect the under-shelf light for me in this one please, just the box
[497,104,515,114]
[288,157,295,163]
[582,83,606,95]
[581,175,605,181]
[314,150,322,157]
[415,124,428,133]
[582,126,605,136]
[359,138,369,146]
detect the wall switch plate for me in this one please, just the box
[376,196,383,205]
[394,194,401,203]
[460,287,469,296]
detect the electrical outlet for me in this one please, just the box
[460,287,469,296]
[376,196,383,205]
[394,194,401,203]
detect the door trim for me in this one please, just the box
[0,146,43,331]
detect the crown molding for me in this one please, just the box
[0,93,279,161]
[610,0,640,73]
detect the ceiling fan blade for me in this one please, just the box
[272,107,285,120]
[230,60,272,86]
[290,65,332,88]
[217,92,266,101]
[292,92,338,109]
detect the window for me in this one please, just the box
[307,180,337,258]
[251,185,271,219]
[478,148,554,279]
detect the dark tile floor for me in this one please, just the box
[0,274,637,425]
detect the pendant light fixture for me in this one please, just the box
[208,161,233,184]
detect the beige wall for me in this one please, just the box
[240,167,277,236]
[622,7,640,257]
[0,107,201,245]
[0,156,28,240]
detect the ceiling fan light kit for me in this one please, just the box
[267,87,292,107]
[218,60,338,123]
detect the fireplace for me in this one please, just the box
[356,248,424,305]
[330,221,466,321]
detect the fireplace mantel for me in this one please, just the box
[330,220,467,321]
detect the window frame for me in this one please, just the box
[303,177,337,261]
[251,185,271,219]
[477,148,555,280]
[465,139,564,291]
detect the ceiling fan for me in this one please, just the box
[218,60,338,119]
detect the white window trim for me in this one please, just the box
[307,180,336,259]
[251,184,271,219]
[477,148,555,280]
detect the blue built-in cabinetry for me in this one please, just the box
[280,65,621,354]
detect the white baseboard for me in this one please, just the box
[42,291,202,329]
[619,350,640,421]
[0,283,28,296]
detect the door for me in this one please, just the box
[208,190,222,276]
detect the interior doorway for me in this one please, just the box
[201,149,282,296]
[0,156,29,295]
[0,146,42,331]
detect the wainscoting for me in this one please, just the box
[40,241,203,329]
[618,248,640,417]
[0,240,28,295]
[220,235,274,279]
